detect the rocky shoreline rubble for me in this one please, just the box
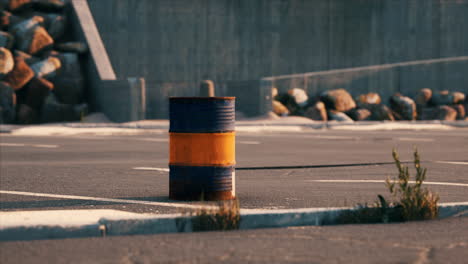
[273,87,467,122]
[0,0,88,124]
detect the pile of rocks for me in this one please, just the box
[273,87,467,122]
[0,0,88,124]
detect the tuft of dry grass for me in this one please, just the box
[386,148,439,221]
[334,148,438,225]
[191,199,240,231]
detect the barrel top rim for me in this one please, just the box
[170,97,235,101]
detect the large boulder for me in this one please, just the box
[0,81,16,123]
[415,88,432,106]
[13,49,39,65]
[272,100,289,116]
[328,110,353,122]
[16,103,38,124]
[53,78,84,105]
[22,26,53,55]
[30,56,61,79]
[320,88,356,112]
[1,10,23,30]
[360,103,395,121]
[420,106,457,121]
[7,0,33,12]
[43,13,65,40]
[430,91,465,106]
[452,104,466,120]
[3,57,34,90]
[1,11,11,30]
[50,52,84,104]
[40,93,85,123]
[304,101,327,121]
[389,94,417,120]
[345,108,371,121]
[12,16,53,55]
[452,92,465,104]
[0,31,14,49]
[33,0,66,12]
[356,92,381,105]
[10,16,44,36]
[276,92,302,116]
[288,88,309,108]
[415,88,432,119]
[52,52,81,78]
[0,47,14,78]
[22,76,53,110]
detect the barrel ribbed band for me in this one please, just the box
[169,165,235,200]
[169,132,235,166]
[169,165,234,191]
[169,97,235,133]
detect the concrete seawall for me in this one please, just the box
[88,0,468,82]
[76,0,468,120]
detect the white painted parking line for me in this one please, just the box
[133,167,170,172]
[0,143,59,148]
[0,190,216,210]
[0,143,26,147]
[436,161,468,166]
[309,180,468,187]
[138,138,168,142]
[397,137,435,142]
[31,144,59,148]
[238,141,261,145]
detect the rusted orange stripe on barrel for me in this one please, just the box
[169,132,235,166]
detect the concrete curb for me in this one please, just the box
[1,203,467,241]
[1,120,468,136]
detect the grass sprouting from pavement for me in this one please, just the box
[386,148,439,221]
[191,199,240,231]
[335,148,439,224]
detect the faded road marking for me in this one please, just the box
[397,137,435,142]
[138,138,168,142]
[0,143,26,147]
[238,141,261,145]
[0,143,59,148]
[309,180,468,187]
[0,190,215,210]
[31,144,59,148]
[133,167,170,172]
[436,161,468,166]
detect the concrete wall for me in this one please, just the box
[83,0,468,119]
[88,0,468,83]
[70,0,146,122]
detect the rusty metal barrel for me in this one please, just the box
[169,97,235,200]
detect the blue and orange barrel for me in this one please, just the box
[169,97,235,201]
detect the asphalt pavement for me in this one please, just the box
[0,128,467,262]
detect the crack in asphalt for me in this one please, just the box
[236,161,410,170]
[237,160,468,170]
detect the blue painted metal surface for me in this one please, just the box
[169,97,235,133]
[169,165,234,193]
[169,165,234,200]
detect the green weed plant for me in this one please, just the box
[335,148,439,224]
